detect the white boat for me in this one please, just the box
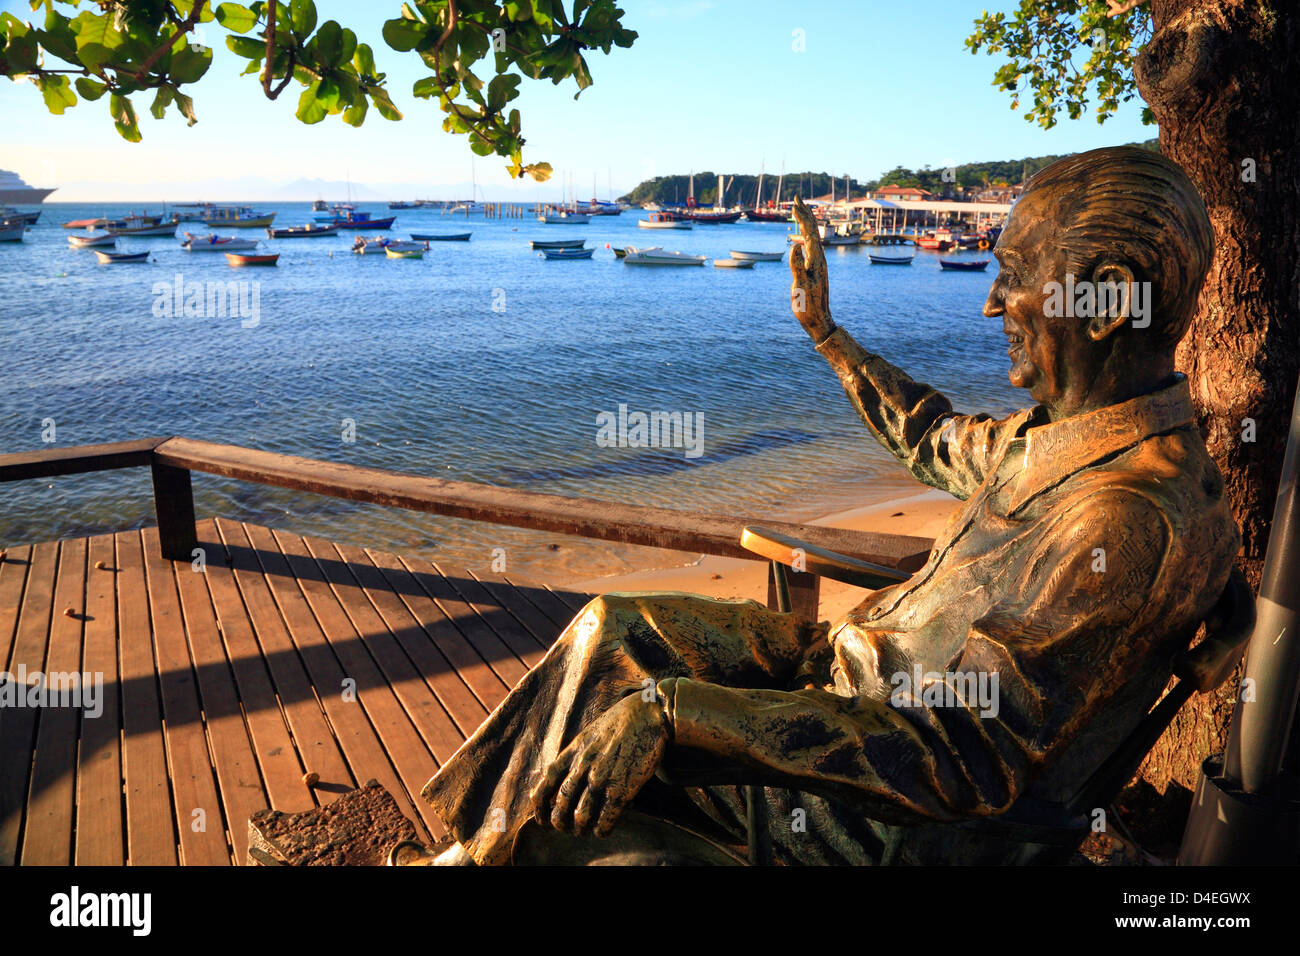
[713,258,754,269]
[824,234,860,246]
[622,247,707,266]
[181,232,259,252]
[0,169,56,206]
[0,223,25,242]
[638,213,691,230]
[729,250,785,262]
[68,231,117,247]
[352,237,427,254]
[537,211,590,224]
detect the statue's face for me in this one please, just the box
[982,188,1088,409]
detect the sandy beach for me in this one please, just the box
[566,485,958,623]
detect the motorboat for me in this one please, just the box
[182,232,259,251]
[638,213,691,230]
[0,223,25,242]
[353,237,426,254]
[612,245,660,259]
[329,210,396,229]
[67,232,117,247]
[201,205,276,228]
[713,258,753,268]
[729,250,785,262]
[622,247,706,266]
[106,215,177,237]
[537,210,590,224]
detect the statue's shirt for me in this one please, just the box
[665,328,1239,824]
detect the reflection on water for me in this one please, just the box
[1,203,1021,580]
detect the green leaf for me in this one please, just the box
[37,75,77,115]
[174,90,198,125]
[150,86,174,120]
[412,76,439,99]
[170,42,212,83]
[353,41,375,76]
[382,16,425,52]
[75,76,108,101]
[215,2,258,34]
[343,94,368,127]
[315,78,341,111]
[296,81,326,123]
[313,19,343,66]
[522,162,552,183]
[339,27,357,66]
[227,35,265,58]
[110,93,141,142]
[71,10,122,74]
[289,0,317,39]
[487,73,520,111]
[370,87,403,120]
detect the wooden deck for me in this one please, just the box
[0,518,592,866]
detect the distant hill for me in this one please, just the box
[618,139,1160,205]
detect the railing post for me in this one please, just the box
[766,562,820,622]
[151,461,197,562]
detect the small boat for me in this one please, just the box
[226,252,280,266]
[729,250,785,262]
[106,217,178,237]
[411,232,471,241]
[612,245,658,259]
[638,213,692,230]
[0,223,25,242]
[869,254,914,265]
[530,239,585,250]
[200,205,276,228]
[352,237,427,255]
[267,224,338,238]
[329,210,397,229]
[388,201,417,209]
[63,217,108,230]
[67,232,117,247]
[182,232,259,252]
[312,198,329,212]
[0,207,41,225]
[385,246,424,259]
[825,234,860,246]
[94,250,150,263]
[915,236,954,251]
[713,258,754,269]
[688,210,743,224]
[743,208,790,223]
[537,211,590,224]
[542,247,595,260]
[939,259,990,271]
[622,247,707,266]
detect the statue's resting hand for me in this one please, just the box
[789,198,836,344]
[530,692,670,838]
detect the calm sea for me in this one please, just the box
[0,202,1020,581]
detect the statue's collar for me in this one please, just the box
[1001,374,1196,515]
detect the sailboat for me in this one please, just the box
[745,160,788,222]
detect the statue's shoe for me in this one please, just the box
[387,839,475,866]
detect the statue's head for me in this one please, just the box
[983,145,1214,417]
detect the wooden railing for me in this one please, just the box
[0,437,935,616]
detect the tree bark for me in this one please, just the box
[1132,0,1299,793]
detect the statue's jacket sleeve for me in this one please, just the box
[659,488,1175,826]
[814,326,1023,500]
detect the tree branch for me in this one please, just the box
[260,2,295,100]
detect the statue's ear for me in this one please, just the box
[1086,262,1136,341]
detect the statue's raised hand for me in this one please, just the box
[789,197,836,343]
[530,692,669,838]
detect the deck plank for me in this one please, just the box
[21,538,87,864]
[254,526,437,842]
[115,531,179,866]
[140,527,230,866]
[0,541,57,866]
[365,547,507,717]
[467,568,577,653]
[213,519,353,805]
[75,534,125,866]
[340,544,490,742]
[433,562,550,671]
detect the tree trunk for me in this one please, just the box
[1132,1,1299,795]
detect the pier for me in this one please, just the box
[0,438,932,865]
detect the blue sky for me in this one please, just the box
[1,0,1154,200]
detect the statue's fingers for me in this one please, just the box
[571,773,606,836]
[530,753,571,821]
[789,240,806,280]
[594,788,631,838]
[549,750,594,831]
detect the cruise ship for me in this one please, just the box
[0,169,57,206]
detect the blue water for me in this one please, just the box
[1,203,1020,579]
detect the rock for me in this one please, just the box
[246,780,416,866]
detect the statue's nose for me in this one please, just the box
[982,283,1004,318]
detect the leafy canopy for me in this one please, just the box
[966,0,1153,128]
[0,0,636,180]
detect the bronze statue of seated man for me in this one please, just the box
[414,145,1240,865]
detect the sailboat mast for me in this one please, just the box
[756,160,764,208]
